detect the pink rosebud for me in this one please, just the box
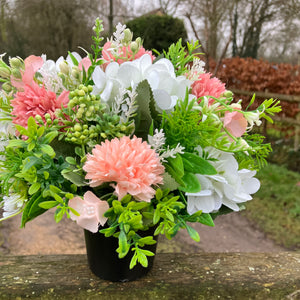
[69,191,109,233]
[224,110,247,137]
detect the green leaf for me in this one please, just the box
[198,213,215,227]
[153,209,161,225]
[129,253,138,269]
[22,156,40,172]
[54,207,64,223]
[7,139,27,148]
[181,153,217,175]
[21,193,47,227]
[138,236,157,246]
[27,141,35,152]
[66,157,77,165]
[39,200,59,209]
[42,131,58,144]
[186,224,200,242]
[118,230,129,258]
[28,182,41,195]
[133,80,161,140]
[137,251,148,267]
[164,164,185,186]
[40,144,55,157]
[68,51,79,66]
[167,154,184,178]
[179,172,201,193]
[49,185,61,194]
[61,169,86,186]
[37,126,45,137]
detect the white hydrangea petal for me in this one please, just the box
[92,66,106,90]
[187,194,216,214]
[153,89,177,110]
[101,80,113,102]
[138,54,152,73]
[117,64,141,87]
[222,198,240,211]
[146,70,160,90]
[105,62,119,78]
[154,58,175,76]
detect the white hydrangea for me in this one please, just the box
[92,54,192,111]
[186,147,260,214]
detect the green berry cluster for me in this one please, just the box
[61,84,134,146]
[98,113,135,139]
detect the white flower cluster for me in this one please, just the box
[92,54,192,111]
[186,147,260,214]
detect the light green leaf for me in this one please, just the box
[198,213,215,227]
[28,182,41,195]
[179,172,201,193]
[186,224,200,242]
[182,153,217,175]
[39,200,59,209]
[40,144,55,157]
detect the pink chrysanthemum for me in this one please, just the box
[83,136,165,202]
[11,82,69,127]
[102,41,155,64]
[191,73,226,105]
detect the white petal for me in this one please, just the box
[92,66,106,90]
[154,58,175,76]
[187,194,217,213]
[101,80,113,102]
[153,89,177,110]
[117,64,141,87]
[105,62,119,78]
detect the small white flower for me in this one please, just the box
[1,193,26,220]
[244,111,262,130]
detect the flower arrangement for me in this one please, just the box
[0,19,281,269]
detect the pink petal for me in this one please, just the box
[224,111,247,137]
[77,215,100,233]
[84,191,109,226]
[68,196,85,221]
[78,57,92,72]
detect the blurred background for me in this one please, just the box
[0,0,299,252]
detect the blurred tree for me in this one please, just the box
[126,14,187,53]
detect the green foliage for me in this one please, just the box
[0,117,77,226]
[126,15,188,53]
[134,80,161,140]
[162,39,201,76]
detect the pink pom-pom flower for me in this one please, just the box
[83,136,165,202]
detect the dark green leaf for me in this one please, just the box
[179,172,201,193]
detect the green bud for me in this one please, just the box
[74,124,82,131]
[88,85,93,92]
[71,137,77,143]
[83,125,88,130]
[135,37,142,47]
[9,57,23,69]
[100,132,107,138]
[130,41,139,53]
[2,82,12,93]
[0,67,11,79]
[59,61,70,75]
[223,90,233,98]
[123,28,133,44]
[77,89,85,97]
[45,113,51,120]
[74,131,81,137]
[71,67,81,80]
[11,69,22,79]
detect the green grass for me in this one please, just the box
[243,163,300,250]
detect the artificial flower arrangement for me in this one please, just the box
[0,19,281,270]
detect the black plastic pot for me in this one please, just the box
[84,226,158,282]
